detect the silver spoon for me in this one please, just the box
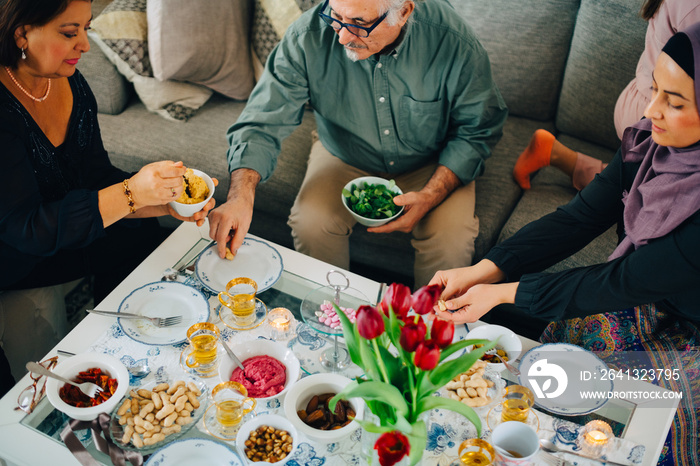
[485,348,520,375]
[220,337,246,373]
[539,439,625,466]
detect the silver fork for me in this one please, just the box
[538,451,566,466]
[26,361,103,398]
[87,309,183,327]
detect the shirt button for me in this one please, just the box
[383,129,390,135]
[377,63,383,69]
[379,97,385,103]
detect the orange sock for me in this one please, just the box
[512,129,555,189]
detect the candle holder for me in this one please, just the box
[266,307,295,340]
[580,420,613,457]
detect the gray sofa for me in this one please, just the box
[82,0,648,285]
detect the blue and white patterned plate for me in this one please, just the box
[145,437,243,465]
[195,238,283,294]
[118,282,210,345]
[518,343,613,416]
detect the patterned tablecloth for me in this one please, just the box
[77,286,643,466]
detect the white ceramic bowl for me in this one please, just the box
[168,168,215,217]
[45,352,129,421]
[236,414,299,465]
[465,324,522,373]
[341,176,404,227]
[283,373,364,444]
[218,339,300,403]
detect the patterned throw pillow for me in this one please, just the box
[250,0,317,78]
[90,0,212,122]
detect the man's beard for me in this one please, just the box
[344,43,366,62]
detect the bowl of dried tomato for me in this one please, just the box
[45,352,129,421]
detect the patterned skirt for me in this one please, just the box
[541,304,699,466]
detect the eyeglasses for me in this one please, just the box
[15,356,58,414]
[318,0,389,38]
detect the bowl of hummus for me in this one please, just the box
[219,339,300,404]
[168,168,215,217]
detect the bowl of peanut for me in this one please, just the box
[282,373,364,444]
[108,376,208,454]
[236,414,299,465]
[442,359,505,412]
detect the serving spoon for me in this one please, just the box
[540,439,626,466]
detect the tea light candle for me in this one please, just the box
[267,307,294,340]
[580,420,613,457]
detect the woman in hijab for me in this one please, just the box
[430,22,700,466]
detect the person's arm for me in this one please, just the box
[210,27,311,257]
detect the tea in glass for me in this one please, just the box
[459,438,495,465]
[211,381,256,437]
[185,322,220,375]
[501,385,534,423]
[218,277,258,327]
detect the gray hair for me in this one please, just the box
[380,0,414,26]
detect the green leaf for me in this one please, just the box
[423,340,498,397]
[332,302,363,367]
[332,380,409,416]
[406,419,428,466]
[415,396,483,436]
[439,338,492,362]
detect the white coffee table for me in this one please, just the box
[0,222,677,465]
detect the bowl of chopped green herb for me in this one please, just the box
[341,176,404,227]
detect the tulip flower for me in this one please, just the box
[399,319,427,352]
[356,305,385,340]
[375,431,410,466]
[411,284,441,315]
[430,319,454,349]
[380,283,413,318]
[414,339,440,370]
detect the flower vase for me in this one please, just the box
[359,412,427,466]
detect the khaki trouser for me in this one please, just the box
[288,141,479,287]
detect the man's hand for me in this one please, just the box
[208,169,261,259]
[367,165,461,234]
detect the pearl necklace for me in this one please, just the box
[4,66,51,102]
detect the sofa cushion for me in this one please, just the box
[90,0,213,121]
[251,0,316,78]
[451,0,579,121]
[556,0,647,150]
[147,0,255,100]
[79,35,133,115]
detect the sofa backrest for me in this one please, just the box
[452,0,581,121]
[556,0,647,150]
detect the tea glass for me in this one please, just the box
[218,277,258,327]
[459,438,496,465]
[501,385,534,423]
[210,381,256,439]
[184,322,220,376]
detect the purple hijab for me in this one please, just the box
[609,22,700,261]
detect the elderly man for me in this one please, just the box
[209,0,507,287]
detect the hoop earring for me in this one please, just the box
[20,47,26,60]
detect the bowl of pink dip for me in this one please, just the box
[219,339,300,403]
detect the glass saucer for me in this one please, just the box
[179,343,221,378]
[202,403,256,441]
[218,298,267,331]
[486,403,539,432]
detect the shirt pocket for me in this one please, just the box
[398,96,445,152]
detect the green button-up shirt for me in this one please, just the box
[227,0,508,185]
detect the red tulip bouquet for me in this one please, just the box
[329,283,497,466]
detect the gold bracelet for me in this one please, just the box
[122,179,136,214]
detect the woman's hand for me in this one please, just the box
[434,282,518,324]
[128,161,187,208]
[167,178,219,226]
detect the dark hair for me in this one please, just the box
[0,0,85,66]
[640,0,664,21]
